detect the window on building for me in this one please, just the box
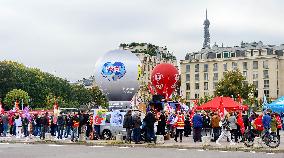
[243,71,247,79]
[253,61,258,69]
[213,73,218,81]
[217,53,222,58]
[243,62,248,70]
[264,90,269,98]
[204,82,208,90]
[195,83,199,90]
[223,51,230,58]
[195,93,199,99]
[232,62,238,70]
[186,65,190,73]
[223,63,228,71]
[264,80,269,89]
[263,60,269,69]
[263,70,269,79]
[186,92,190,100]
[253,81,258,89]
[204,73,209,81]
[186,83,190,90]
[231,52,236,57]
[253,91,258,98]
[195,64,199,72]
[186,74,190,81]
[204,64,208,72]
[253,71,258,80]
[195,74,199,81]
[204,92,209,96]
[213,82,218,89]
[213,63,218,71]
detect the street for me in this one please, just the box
[0,143,283,158]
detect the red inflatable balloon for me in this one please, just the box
[151,63,179,99]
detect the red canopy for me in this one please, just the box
[197,96,247,111]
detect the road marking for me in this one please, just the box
[178,149,188,151]
[47,144,64,147]
[0,143,9,145]
[267,153,275,155]
[90,146,105,148]
[197,149,204,152]
[118,146,129,149]
[250,151,256,154]
[219,151,228,153]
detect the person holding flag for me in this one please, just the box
[216,96,236,145]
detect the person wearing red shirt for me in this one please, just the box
[253,114,263,136]
[275,113,282,139]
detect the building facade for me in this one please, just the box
[119,43,178,103]
[180,41,284,102]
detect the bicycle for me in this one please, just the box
[243,128,280,148]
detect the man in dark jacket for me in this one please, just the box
[133,113,142,144]
[192,112,203,142]
[143,110,156,143]
[57,113,64,139]
[40,113,49,140]
[123,110,133,143]
[64,114,72,138]
[184,114,191,137]
[157,112,166,135]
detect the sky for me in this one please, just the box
[1,0,284,82]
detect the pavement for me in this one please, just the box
[0,143,283,158]
[0,131,284,154]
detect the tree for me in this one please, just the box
[4,89,30,109]
[89,87,109,109]
[214,70,256,100]
[0,60,108,109]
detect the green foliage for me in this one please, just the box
[0,60,108,109]
[89,87,109,108]
[214,69,256,100]
[4,89,30,109]
[198,95,213,106]
[120,42,176,60]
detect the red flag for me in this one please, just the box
[219,97,225,118]
[190,99,198,125]
[237,94,243,104]
[14,100,20,112]
[237,113,245,134]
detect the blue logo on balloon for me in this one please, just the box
[101,62,126,81]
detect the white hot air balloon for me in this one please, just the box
[94,49,142,107]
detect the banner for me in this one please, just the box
[0,101,3,114]
[110,110,125,127]
[23,106,31,121]
[93,109,107,125]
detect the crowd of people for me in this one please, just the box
[0,111,92,142]
[0,108,283,145]
[123,107,284,145]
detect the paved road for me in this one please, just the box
[0,143,283,158]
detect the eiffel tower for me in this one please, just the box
[203,9,210,48]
